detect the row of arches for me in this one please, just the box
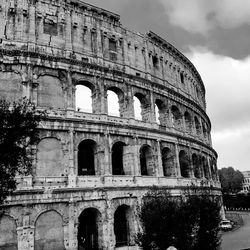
[0,205,134,250]
[78,140,217,180]
[75,83,209,139]
[35,137,218,180]
[0,71,207,138]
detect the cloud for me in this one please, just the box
[160,0,250,35]
[187,47,250,132]
[187,47,250,170]
[212,127,250,170]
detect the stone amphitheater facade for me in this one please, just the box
[0,0,221,250]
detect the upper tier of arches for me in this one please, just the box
[0,69,212,145]
[0,0,206,109]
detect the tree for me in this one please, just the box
[136,188,221,250]
[0,98,45,204]
[218,167,244,194]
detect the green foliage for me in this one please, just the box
[218,167,244,194]
[0,98,45,204]
[137,188,221,250]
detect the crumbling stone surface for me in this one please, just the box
[0,0,220,249]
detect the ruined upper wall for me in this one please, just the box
[0,0,206,110]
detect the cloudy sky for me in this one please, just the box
[85,0,250,171]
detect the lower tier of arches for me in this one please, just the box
[0,187,221,250]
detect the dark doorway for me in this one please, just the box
[140,145,154,176]
[114,205,129,247]
[112,142,125,175]
[78,208,100,250]
[192,154,201,178]
[179,150,190,178]
[78,140,96,175]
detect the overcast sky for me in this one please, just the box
[84,0,250,171]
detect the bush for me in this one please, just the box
[136,188,221,250]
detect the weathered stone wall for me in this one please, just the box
[0,0,220,249]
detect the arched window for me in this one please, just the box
[35,211,64,250]
[140,145,154,176]
[192,154,201,178]
[171,105,182,128]
[114,205,131,247]
[155,103,160,124]
[78,140,97,176]
[202,156,210,179]
[75,84,93,113]
[184,111,192,132]
[134,93,150,122]
[107,89,120,117]
[162,147,175,176]
[78,208,102,250]
[155,99,166,126]
[112,142,125,175]
[194,116,202,135]
[179,150,190,178]
[212,158,218,180]
[202,122,208,139]
[133,95,142,120]
[0,215,17,250]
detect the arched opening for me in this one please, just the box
[202,122,208,139]
[202,156,210,179]
[112,141,126,175]
[162,147,175,177]
[0,215,18,250]
[179,150,190,178]
[194,116,202,135]
[78,140,97,176]
[134,93,150,122]
[184,111,192,132]
[133,95,142,120]
[192,154,201,179]
[155,103,160,124]
[114,205,131,247]
[140,145,154,176]
[78,208,101,250]
[35,211,65,250]
[171,105,182,129]
[75,84,93,113]
[155,99,166,126]
[212,158,218,180]
[107,89,120,117]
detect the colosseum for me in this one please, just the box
[0,0,221,250]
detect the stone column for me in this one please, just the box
[65,10,72,51]
[150,90,156,123]
[28,2,36,44]
[68,127,76,187]
[188,147,195,178]
[102,200,115,249]
[156,140,164,176]
[67,72,74,110]
[68,200,77,250]
[143,40,151,80]
[175,143,181,177]
[103,133,111,175]
[133,137,140,176]
[206,155,212,180]
[17,213,35,250]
